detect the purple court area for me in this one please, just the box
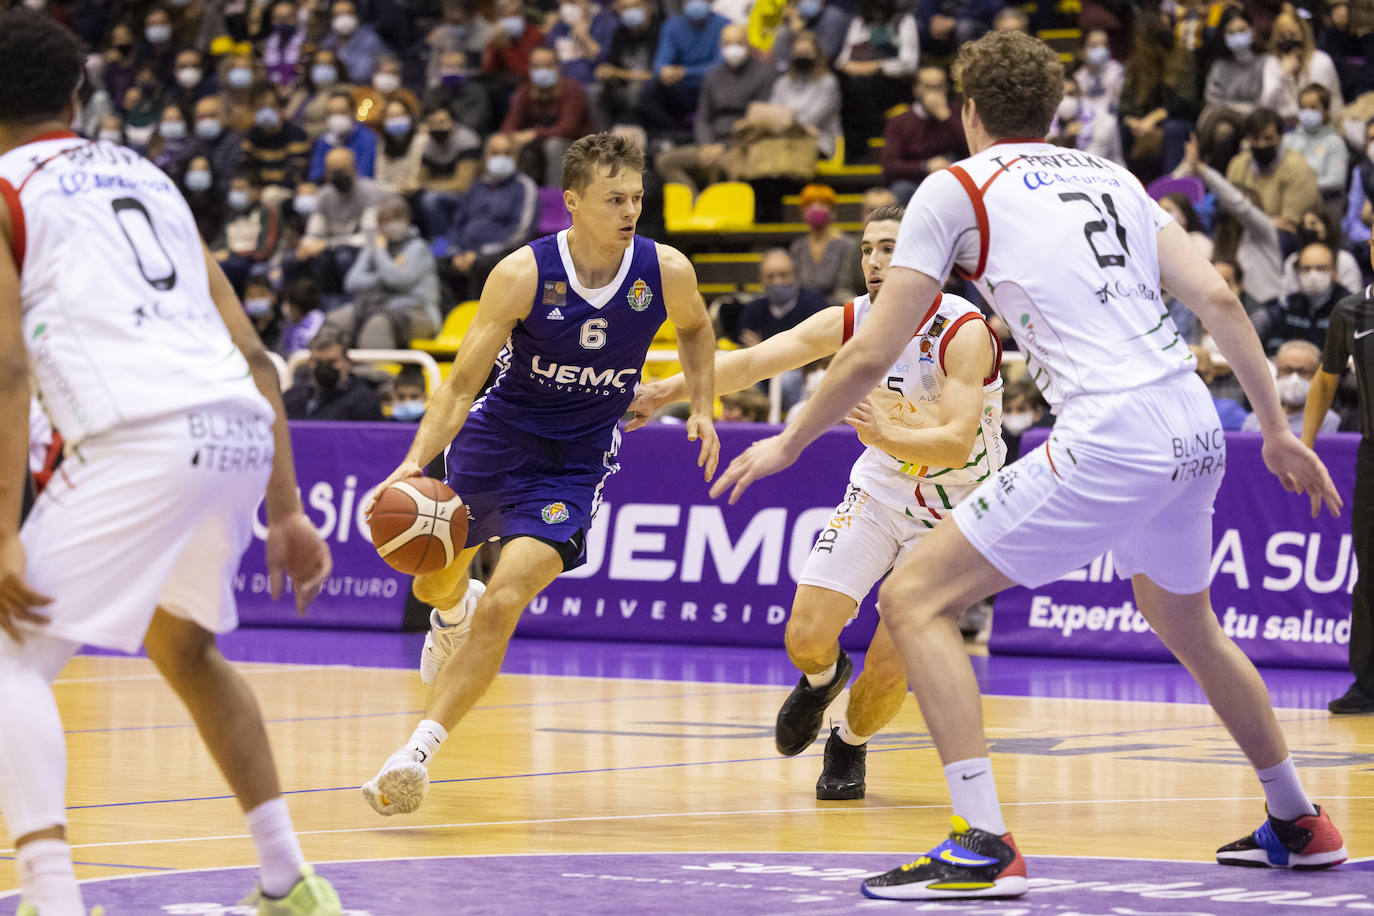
[1,853,1371,915]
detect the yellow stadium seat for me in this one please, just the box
[411,300,479,355]
[692,182,755,230]
[664,183,696,233]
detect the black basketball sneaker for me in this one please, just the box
[815,727,866,800]
[862,816,1028,900]
[774,651,853,756]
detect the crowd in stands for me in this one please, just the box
[28,0,1374,434]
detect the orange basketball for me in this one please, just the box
[369,478,469,576]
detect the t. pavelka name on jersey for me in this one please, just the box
[990,148,1130,190]
[479,230,666,444]
[52,141,181,197]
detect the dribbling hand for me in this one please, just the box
[0,537,52,645]
[265,511,333,615]
[364,461,425,518]
[625,381,667,432]
[709,433,798,504]
[687,412,720,482]
[1262,432,1343,519]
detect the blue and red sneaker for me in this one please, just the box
[1216,806,1347,869]
[861,816,1028,900]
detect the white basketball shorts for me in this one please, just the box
[799,479,978,608]
[20,402,275,653]
[953,371,1225,595]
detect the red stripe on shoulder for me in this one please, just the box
[842,300,854,344]
[937,311,980,376]
[0,178,26,273]
[937,310,1003,385]
[946,165,988,281]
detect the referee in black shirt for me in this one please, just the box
[1304,264,1374,714]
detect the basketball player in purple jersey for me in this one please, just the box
[362,134,718,815]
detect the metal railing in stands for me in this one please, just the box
[285,349,444,395]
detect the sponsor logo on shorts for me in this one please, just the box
[814,486,868,554]
[1172,429,1227,480]
[627,278,653,311]
[542,502,570,524]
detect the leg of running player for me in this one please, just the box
[364,538,564,815]
[877,519,1015,824]
[143,610,324,904]
[844,621,908,740]
[412,546,484,686]
[412,546,481,612]
[775,586,859,756]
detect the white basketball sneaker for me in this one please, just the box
[361,747,429,816]
[419,579,486,686]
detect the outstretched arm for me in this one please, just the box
[659,244,720,481]
[628,306,843,427]
[845,318,994,470]
[368,247,535,511]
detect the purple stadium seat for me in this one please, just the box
[1146,175,1205,204]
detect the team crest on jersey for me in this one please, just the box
[541,502,570,524]
[929,315,948,337]
[543,280,567,306]
[627,278,653,311]
[918,338,935,363]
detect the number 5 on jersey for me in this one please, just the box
[581,318,607,350]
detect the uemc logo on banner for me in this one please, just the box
[545,501,837,585]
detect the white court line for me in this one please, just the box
[5,794,1371,856]
[2,850,1371,900]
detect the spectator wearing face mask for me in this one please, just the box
[1280,208,1364,297]
[1241,340,1340,434]
[351,54,420,131]
[547,0,619,90]
[1282,84,1349,204]
[787,183,859,303]
[835,0,920,164]
[1226,107,1321,237]
[102,23,139,112]
[596,0,660,129]
[212,172,284,296]
[241,275,284,352]
[423,50,494,135]
[284,329,384,421]
[1204,8,1265,121]
[331,195,442,349]
[374,98,428,194]
[501,45,596,187]
[415,107,483,231]
[218,53,259,134]
[482,0,546,120]
[164,49,215,109]
[190,94,244,186]
[434,132,539,301]
[294,147,385,294]
[1342,117,1374,262]
[261,0,307,88]
[242,82,312,191]
[180,154,229,244]
[654,24,773,195]
[639,0,730,139]
[149,103,196,178]
[766,0,850,66]
[1260,10,1344,126]
[766,30,841,159]
[389,367,429,423]
[1257,242,1354,354]
[1066,30,1125,164]
[737,248,826,411]
[278,277,327,357]
[321,0,393,84]
[309,89,377,181]
[998,379,1050,460]
[138,7,177,82]
[289,48,349,140]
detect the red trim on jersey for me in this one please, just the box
[33,431,63,494]
[986,319,1003,385]
[1045,440,1061,479]
[913,292,943,338]
[842,300,854,343]
[22,130,79,147]
[937,311,982,376]
[0,178,25,272]
[991,137,1046,146]
[947,166,990,281]
[914,485,943,520]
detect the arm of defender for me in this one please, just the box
[711,266,942,503]
[1156,220,1340,517]
[0,199,53,641]
[364,247,535,515]
[848,318,993,469]
[659,244,720,481]
[627,307,843,427]
[201,244,331,610]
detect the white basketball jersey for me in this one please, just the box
[891,141,1194,410]
[844,291,1005,505]
[0,135,269,446]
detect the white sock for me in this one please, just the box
[944,757,1007,836]
[245,797,306,897]
[836,718,868,747]
[805,661,838,689]
[16,838,83,915]
[436,580,478,626]
[1256,755,1317,820]
[406,719,448,765]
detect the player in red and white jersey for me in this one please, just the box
[0,11,338,915]
[715,31,1346,902]
[630,205,1004,800]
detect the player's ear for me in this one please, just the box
[563,187,579,217]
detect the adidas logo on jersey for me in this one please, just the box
[548,307,565,320]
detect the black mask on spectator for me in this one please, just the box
[115,42,133,55]
[313,363,341,390]
[793,56,816,74]
[429,128,451,144]
[328,172,354,192]
[1276,39,1301,53]
[1250,144,1278,169]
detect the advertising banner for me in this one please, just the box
[989,429,1359,669]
